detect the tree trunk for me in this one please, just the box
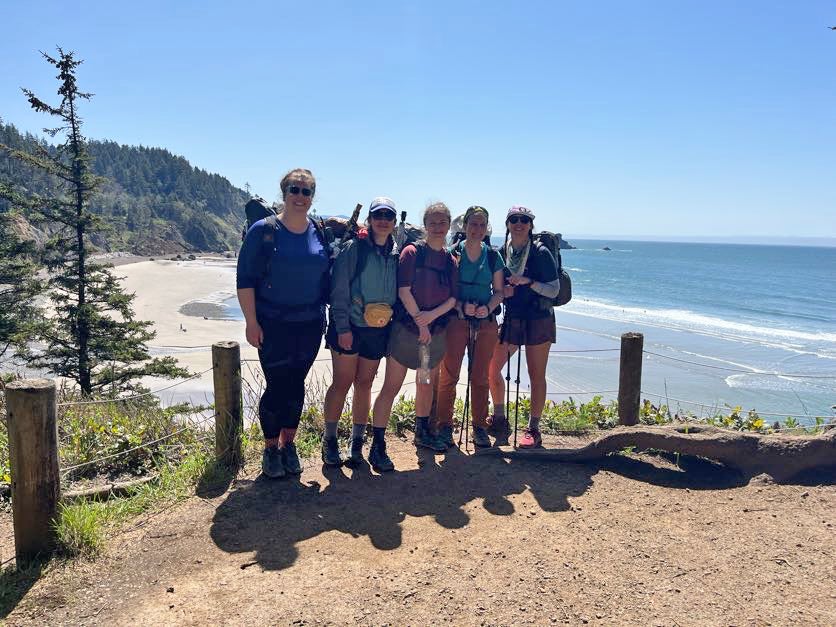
[482,424,836,482]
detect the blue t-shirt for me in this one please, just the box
[236,218,330,321]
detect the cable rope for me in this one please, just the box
[60,413,216,475]
[640,390,835,420]
[57,367,214,407]
[642,350,836,379]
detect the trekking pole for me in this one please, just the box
[457,315,478,452]
[513,346,522,448]
[504,335,512,447]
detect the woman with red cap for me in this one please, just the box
[488,206,560,448]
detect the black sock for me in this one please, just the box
[372,426,386,445]
[416,416,429,430]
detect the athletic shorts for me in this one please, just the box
[325,322,390,361]
[500,311,556,346]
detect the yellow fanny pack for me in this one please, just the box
[363,303,393,328]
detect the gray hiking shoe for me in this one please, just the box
[321,436,343,467]
[414,422,447,453]
[281,442,302,475]
[368,439,395,472]
[344,436,366,468]
[261,446,285,479]
[437,424,455,449]
[487,414,511,446]
[472,426,491,448]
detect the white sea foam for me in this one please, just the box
[563,298,836,353]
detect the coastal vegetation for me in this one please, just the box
[0,124,247,256]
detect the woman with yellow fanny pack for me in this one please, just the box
[322,197,399,472]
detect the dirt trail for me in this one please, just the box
[3,437,835,626]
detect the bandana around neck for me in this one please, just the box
[505,236,530,276]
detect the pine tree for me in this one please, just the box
[0,49,188,395]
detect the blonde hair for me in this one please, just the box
[422,201,451,226]
[279,168,316,200]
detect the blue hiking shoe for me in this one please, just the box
[261,445,285,479]
[437,424,455,449]
[344,436,366,468]
[414,422,447,453]
[321,436,343,467]
[281,442,302,475]
[368,439,395,472]
[472,426,491,448]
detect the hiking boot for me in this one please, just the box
[518,428,542,449]
[437,424,455,449]
[321,436,343,467]
[343,436,366,468]
[261,445,285,479]
[280,442,303,474]
[414,421,447,453]
[487,414,511,446]
[368,439,395,472]
[472,425,491,448]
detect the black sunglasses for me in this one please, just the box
[370,209,396,221]
[287,185,313,197]
[508,215,531,225]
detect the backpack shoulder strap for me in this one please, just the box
[413,240,427,270]
[353,238,371,281]
[257,215,279,283]
[487,247,502,273]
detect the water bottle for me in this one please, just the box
[417,343,431,385]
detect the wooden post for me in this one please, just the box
[212,341,242,466]
[5,379,60,564]
[618,332,644,426]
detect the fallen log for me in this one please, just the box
[480,424,836,482]
[62,474,159,501]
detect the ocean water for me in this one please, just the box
[206,240,836,422]
[544,240,836,421]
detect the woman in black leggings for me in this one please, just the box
[237,168,330,478]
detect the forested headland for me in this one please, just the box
[0,122,247,254]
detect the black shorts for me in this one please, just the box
[500,311,557,346]
[325,323,390,361]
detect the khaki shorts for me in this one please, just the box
[387,320,448,370]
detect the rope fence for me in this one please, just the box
[57,367,214,408]
[642,350,836,379]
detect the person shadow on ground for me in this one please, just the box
[209,445,595,572]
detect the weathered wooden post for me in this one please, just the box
[212,341,242,466]
[6,379,60,564]
[618,332,644,426]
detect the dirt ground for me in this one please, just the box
[2,436,835,626]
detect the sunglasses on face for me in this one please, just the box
[371,210,396,221]
[508,215,531,225]
[287,185,313,197]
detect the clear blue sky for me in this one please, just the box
[1,1,834,241]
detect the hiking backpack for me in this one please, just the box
[242,196,276,240]
[531,231,572,307]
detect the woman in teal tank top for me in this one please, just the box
[436,206,506,448]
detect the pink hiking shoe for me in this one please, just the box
[518,428,542,449]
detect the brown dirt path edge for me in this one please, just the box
[3,438,836,626]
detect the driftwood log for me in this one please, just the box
[62,474,158,501]
[482,424,836,482]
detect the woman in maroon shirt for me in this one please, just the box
[371,202,458,453]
